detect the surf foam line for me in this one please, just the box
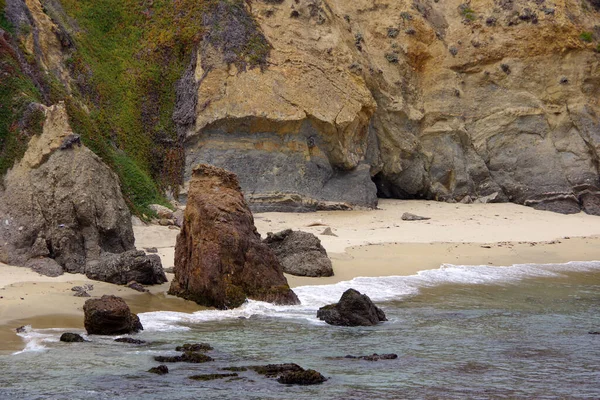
[139,260,600,331]
[12,326,63,355]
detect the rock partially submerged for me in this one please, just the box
[344,353,398,361]
[317,289,387,326]
[85,250,166,286]
[148,365,169,375]
[59,333,86,343]
[176,343,213,352]
[83,295,143,335]
[114,337,146,344]
[277,369,327,385]
[263,229,333,277]
[168,164,299,309]
[189,373,238,381]
[249,363,327,385]
[154,352,213,363]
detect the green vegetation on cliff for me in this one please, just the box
[0,0,270,215]
[0,13,43,178]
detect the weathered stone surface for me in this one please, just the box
[0,103,135,273]
[149,204,173,219]
[175,0,600,214]
[277,369,327,385]
[401,213,430,221]
[154,352,213,363]
[83,295,143,335]
[148,365,169,375]
[59,332,86,343]
[25,257,63,277]
[168,165,299,309]
[115,337,146,344]
[85,250,166,286]
[263,229,333,277]
[317,289,387,327]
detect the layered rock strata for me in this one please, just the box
[168,164,299,309]
[177,0,600,214]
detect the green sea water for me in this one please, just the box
[1,261,599,399]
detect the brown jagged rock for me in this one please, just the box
[83,295,143,335]
[317,289,387,327]
[168,165,299,309]
[263,229,333,277]
[0,103,135,273]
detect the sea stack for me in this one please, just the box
[168,164,299,309]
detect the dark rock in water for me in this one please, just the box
[263,229,333,277]
[317,288,387,326]
[401,212,430,221]
[15,326,27,333]
[83,295,143,335]
[175,343,213,352]
[321,227,338,237]
[154,352,213,363]
[168,164,299,309]
[249,363,304,377]
[589,331,600,335]
[345,353,398,361]
[126,281,149,293]
[189,373,238,381]
[25,257,64,277]
[85,250,167,286]
[277,369,327,385]
[115,337,146,344]
[59,332,86,343]
[148,365,169,375]
[222,366,248,372]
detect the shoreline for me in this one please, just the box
[2,200,600,352]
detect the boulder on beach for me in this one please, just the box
[83,295,143,335]
[317,289,387,326]
[0,103,135,274]
[263,229,333,277]
[85,250,167,286]
[168,164,299,309]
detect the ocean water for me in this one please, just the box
[1,261,599,399]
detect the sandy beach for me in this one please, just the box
[2,199,600,352]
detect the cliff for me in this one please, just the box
[180,0,600,214]
[1,0,600,215]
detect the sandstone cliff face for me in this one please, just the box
[168,164,299,309]
[0,102,136,273]
[179,0,600,214]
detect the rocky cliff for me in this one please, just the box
[1,0,600,215]
[178,0,600,214]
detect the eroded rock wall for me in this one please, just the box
[179,0,600,214]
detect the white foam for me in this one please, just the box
[137,260,600,331]
[12,326,61,355]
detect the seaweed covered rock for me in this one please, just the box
[85,250,166,285]
[83,295,143,335]
[263,229,333,277]
[317,289,387,326]
[168,164,299,309]
[148,365,169,375]
[277,369,327,385]
[0,103,135,273]
[154,352,213,363]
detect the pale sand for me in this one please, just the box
[2,199,600,351]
